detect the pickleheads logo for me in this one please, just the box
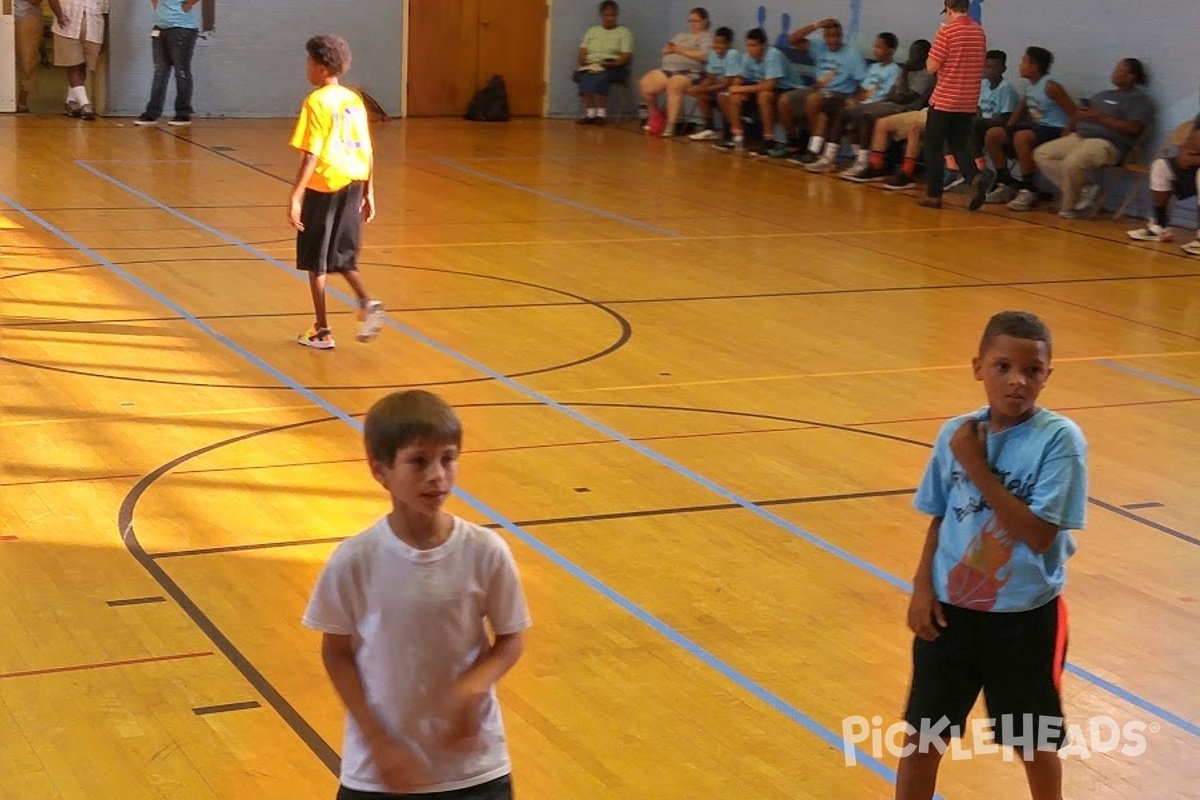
[841,714,1160,765]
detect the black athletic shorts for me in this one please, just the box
[296,180,364,274]
[336,774,512,800]
[902,595,1069,752]
[1169,156,1199,201]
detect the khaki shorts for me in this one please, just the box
[54,31,102,70]
[889,109,928,140]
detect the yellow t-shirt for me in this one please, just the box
[290,84,373,193]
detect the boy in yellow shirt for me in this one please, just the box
[288,34,384,350]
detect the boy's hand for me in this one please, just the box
[949,418,987,471]
[361,191,376,223]
[367,736,427,793]
[440,677,489,751]
[907,582,947,641]
[288,195,304,231]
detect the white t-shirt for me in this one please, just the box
[302,515,532,794]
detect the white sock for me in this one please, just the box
[851,144,862,156]
[586,107,597,118]
[808,136,825,153]
[596,107,607,118]
[74,86,90,105]
[855,149,870,165]
[823,142,838,157]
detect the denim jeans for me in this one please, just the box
[144,27,199,118]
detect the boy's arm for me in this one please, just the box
[287,152,318,231]
[1006,97,1027,127]
[362,153,376,223]
[456,631,524,694]
[322,633,428,792]
[908,517,947,641]
[47,0,66,26]
[321,633,389,744]
[950,419,1060,553]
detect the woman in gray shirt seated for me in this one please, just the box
[639,7,713,137]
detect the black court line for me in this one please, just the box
[193,701,262,716]
[151,488,920,561]
[0,260,633,391]
[119,421,342,772]
[161,121,1200,268]
[160,127,291,184]
[106,596,167,607]
[1092,498,1199,546]
[0,264,101,281]
[1123,501,1165,510]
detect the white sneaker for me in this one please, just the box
[985,183,1017,204]
[805,150,837,173]
[1074,184,1100,212]
[688,128,719,141]
[1007,188,1038,211]
[1182,238,1200,256]
[356,300,385,343]
[1126,222,1173,243]
[839,160,869,180]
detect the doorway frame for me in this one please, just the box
[399,0,552,118]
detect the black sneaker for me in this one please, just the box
[134,114,159,126]
[168,115,192,127]
[847,166,891,183]
[884,172,915,191]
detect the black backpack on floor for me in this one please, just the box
[464,75,510,122]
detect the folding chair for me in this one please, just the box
[1095,119,1194,221]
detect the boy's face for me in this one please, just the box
[872,37,893,62]
[745,37,763,60]
[600,7,618,27]
[1018,53,1037,80]
[984,57,1004,84]
[906,43,925,68]
[823,27,843,51]
[371,439,460,516]
[972,335,1052,423]
[306,55,329,87]
[1110,59,1134,89]
[712,35,729,57]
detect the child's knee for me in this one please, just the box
[1149,157,1174,191]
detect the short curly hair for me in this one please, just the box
[306,35,352,77]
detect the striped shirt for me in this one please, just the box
[928,16,986,114]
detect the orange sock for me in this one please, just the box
[945,154,959,171]
[869,151,885,169]
[902,157,917,176]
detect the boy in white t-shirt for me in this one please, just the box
[303,390,532,799]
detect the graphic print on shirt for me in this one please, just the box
[945,463,1035,610]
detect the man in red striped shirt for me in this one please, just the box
[920,0,995,210]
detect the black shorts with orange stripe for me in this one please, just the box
[902,595,1069,752]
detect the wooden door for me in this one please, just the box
[406,0,481,117]
[477,0,547,116]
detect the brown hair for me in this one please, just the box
[364,390,463,464]
[978,311,1052,360]
[306,35,353,77]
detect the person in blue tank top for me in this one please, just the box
[983,47,1076,211]
[685,26,742,141]
[896,310,1087,800]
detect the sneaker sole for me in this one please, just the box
[969,171,995,212]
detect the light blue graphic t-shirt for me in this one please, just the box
[914,407,1088,613]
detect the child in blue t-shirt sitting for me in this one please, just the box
[896,310,1088,800]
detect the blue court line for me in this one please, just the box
[70,162,1200,741]
[1098,359,1200,396]
[432,157,686,239]
[0,189,913,791]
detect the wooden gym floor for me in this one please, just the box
[1,115,1198,800]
